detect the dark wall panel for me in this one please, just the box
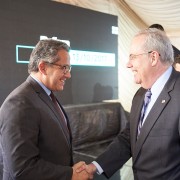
[0,0,118,105]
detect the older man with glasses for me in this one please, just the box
[77,28,180,180]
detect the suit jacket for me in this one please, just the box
[0,76,73,180]
[96,69,180,180]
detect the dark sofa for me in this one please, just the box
[64,102,128,180]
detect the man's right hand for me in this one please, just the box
[75,162,97,179]
[72,161,93,180]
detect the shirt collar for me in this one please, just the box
[151,66,172,96]
[30,75,51,96]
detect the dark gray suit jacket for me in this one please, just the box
[96,69,180,180]
[0,76,73,180]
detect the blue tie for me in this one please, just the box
[137,89,152,136]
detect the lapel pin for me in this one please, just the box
[162,100,166,103]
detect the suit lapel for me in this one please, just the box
[130,91,144,155]
[133,69,177,163]
[133,91,170,162]
[26,76,71,148]
[40,93,71,146]
[56,100,72,141]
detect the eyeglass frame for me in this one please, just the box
[129,51,161,61]
[129,51,152,61]
[46,62,72,74]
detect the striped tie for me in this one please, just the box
[137,89,152,136]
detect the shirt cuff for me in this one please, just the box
[92,161,104,175]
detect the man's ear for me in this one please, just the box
[38,61,47,75]
[151,51,160,67]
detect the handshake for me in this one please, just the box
[72,161,97,180]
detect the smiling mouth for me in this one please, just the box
[60,79,65,85]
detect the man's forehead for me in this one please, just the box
[130,36,145,51]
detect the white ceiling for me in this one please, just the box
[124,0,180,49]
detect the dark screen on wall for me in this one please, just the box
[0,0,118,105]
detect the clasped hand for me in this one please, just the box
[72,161,96,180]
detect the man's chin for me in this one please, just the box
[59,86,64,91]
[134,79,141,85]
[55,86,64,91]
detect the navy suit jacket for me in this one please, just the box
[96,69,180,180]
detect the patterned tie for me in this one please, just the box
[137,89,152,136]
[50,92,69,133]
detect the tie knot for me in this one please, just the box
[50,92,56,101]
[145,89,152,98]
[144,89,152,103]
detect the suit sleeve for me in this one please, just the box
[96,121,131,178]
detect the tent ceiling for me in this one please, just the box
[124,0,180,49]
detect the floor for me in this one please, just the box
[120,158,134,180]
[94,158,134,180]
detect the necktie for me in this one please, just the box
[50,92,69,133]
[137,89,152,136]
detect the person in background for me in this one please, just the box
[149,23,180,59]
[0,39,92,180]
[77,28,180,180]
[173,54,180,71]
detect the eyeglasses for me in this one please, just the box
[129,51,153,61]
[47,62,72,74]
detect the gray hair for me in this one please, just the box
[28,39,70,74]
[135,28,174,65]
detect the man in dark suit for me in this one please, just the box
[0,39,91,180]
[78,28,180,179]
